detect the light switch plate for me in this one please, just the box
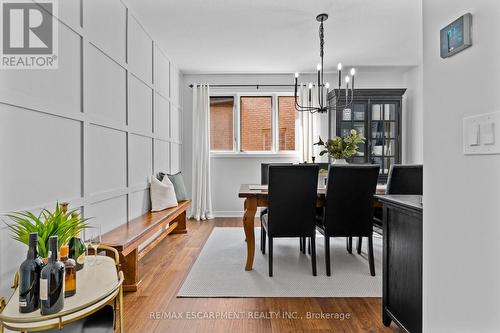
[468,123,480,146]
[463,111,500,155]
[481,121,495,145]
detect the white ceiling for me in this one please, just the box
[125,0,422,73]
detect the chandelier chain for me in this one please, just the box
[319,22,324,58]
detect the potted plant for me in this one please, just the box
[4,203,91,262]
[314,129,365,164]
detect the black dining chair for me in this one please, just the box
[261,164,319,277]
[370,163,423,230]
[386,164,423,195]
[259,163,293,253]
[363,164,423,254]
[315,163,330,171]
[317,165,380,276]
[369,164,423,252]
[297,162,329,253]
[260,163,294,185]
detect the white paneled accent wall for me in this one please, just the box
[0,0,183,297]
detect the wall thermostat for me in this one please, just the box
[440,13,472,58]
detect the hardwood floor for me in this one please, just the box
[123,218,401,333]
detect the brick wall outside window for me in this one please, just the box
[210,97,234,151]
[278,96,296,151]
[209,94,297,153]
[240,97,272,151]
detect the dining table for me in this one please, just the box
[238,183,387,271]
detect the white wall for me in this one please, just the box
[182,68,420,216]
[0,0,182,298]
[423,1,500,332]
[404,66,424,163]
[403,0,424,164]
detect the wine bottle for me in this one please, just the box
[40,236,65,315]
[69,212,85,271]
[60,245,76,297]
[18,232,44,313]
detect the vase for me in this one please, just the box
[332,159,348,165]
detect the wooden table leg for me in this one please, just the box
[243,197,257,271]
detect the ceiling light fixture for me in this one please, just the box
[294,13,356,113]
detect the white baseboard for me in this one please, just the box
[213,211,244,218]
[213,208,267,218]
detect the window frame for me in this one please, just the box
[209,92,299,157]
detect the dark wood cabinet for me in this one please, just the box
[375,195,423,333]
[328,89,406,183]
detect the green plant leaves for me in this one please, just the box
[314,137,325,146]
[314,130,366,160]
[3,203,92,258]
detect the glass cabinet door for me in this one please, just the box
[370,102,398,178]
[339,103,367,164]
[331,89,405,184]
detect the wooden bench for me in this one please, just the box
[101,200,191,292]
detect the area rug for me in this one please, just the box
[178,227,382,298]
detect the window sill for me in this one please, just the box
[210,151,300,159]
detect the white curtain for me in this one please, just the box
[298,85,328,163]
[190,84,214,221]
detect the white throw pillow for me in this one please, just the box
[150,176,178,211]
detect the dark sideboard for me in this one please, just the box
[375,194,423,333]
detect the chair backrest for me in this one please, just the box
[260,163,293,185]
[267,165,319,237]
[298,162,329,170]
[316,163,330,171]
[323,165,380,237]
[386,164,423,195]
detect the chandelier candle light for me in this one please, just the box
[294,13,356,113]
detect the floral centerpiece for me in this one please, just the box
[314,129,365,164]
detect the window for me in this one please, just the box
[209,93,298,154]
[278,96,296,151]
[210,96,234,151]
[240,96,272,151]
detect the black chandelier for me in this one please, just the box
[294,13,356,113]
